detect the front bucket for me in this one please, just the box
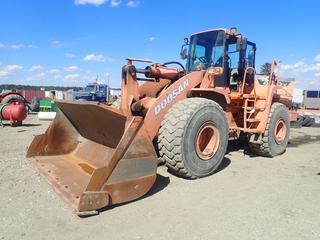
[27,100,158,215]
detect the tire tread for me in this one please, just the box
[158,98,224,179]
[249,102,289,157]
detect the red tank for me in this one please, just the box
[0,102,27,126]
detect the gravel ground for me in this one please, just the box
[0,114,320,240]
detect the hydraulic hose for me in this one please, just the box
[161,61,185,71]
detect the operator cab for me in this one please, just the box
[182,28,256,90]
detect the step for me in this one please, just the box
[243,106,265,111]
[229,126,259,133]
[246,118,261,123]
[242,94,267,100]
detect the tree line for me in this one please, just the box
[0,84,82,92]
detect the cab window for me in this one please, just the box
[246,43,255,67]
[187,30,225,71]
[227,43,240,69]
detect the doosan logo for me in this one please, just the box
[154,79,189,115]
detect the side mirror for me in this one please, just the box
[180,37,189,60]
[180,47,188,60]
[236,37,247,51]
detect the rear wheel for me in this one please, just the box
[249,103,290,157]
[158,98,228,179]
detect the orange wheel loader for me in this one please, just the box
[27,28,296,216]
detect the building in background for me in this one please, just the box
[302,90,320,109]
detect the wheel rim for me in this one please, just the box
[195,122,220,160]
[274,119,287,144]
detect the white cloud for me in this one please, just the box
[65,53,76,58]
[64,66,80,71]
[29,65,43,72]
[9,44,23,49]
[83,53,114,62]
[0,64,23,77]
[111,0,121,7]
[294,62,320,73]
[65,74,80,81]
[126,0,139,7]
[149,36,155,42]
[0,43,37,50]
[27,44,38,49]
[314,54,320,62]
[282,60,320,74]
[26,72,47,82]
[51,40,61,46]
[53,74,63,80]
[74,0,106,6]
[48,69,61,74]
[25,68,64,82]
[282,61,306,70]
[303,63,320,73]
[281,55,320,89]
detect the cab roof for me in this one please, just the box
[191,28,243,39]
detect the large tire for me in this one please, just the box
[305,117,315,127]
[249,103,290,157]
[158,98,228,179]
[290,115,303,128]
[301,115,311,127]
[1,94,25,105]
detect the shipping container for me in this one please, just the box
[18,90,45,102]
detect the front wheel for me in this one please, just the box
[158,98,229,179]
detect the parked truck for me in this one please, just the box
[74,82,109,103]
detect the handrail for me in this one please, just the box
[240,67,256,95]
[268,60,280,86]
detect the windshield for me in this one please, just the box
[186,30,225,72]
[85,85,96,92]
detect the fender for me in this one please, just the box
[144,70,205,140]
[189,88,231,110]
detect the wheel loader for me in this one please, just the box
[27,28,296,215]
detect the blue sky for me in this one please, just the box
[0,0,319,89]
